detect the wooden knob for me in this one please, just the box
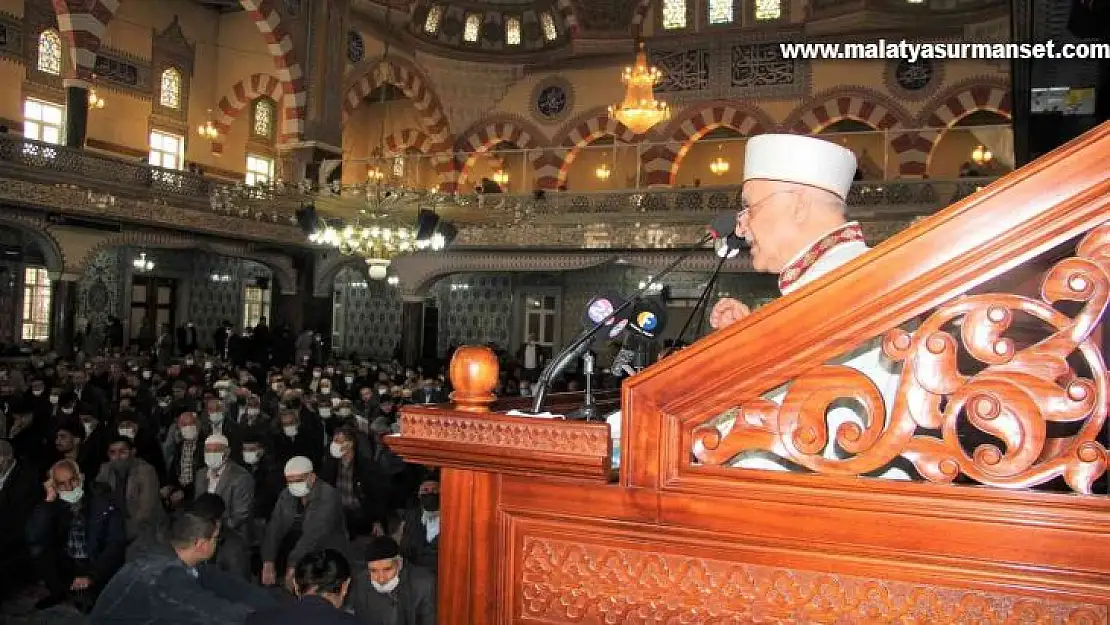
[448,345,499,413]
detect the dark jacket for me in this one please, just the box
[241,455,283,522]
[247,595,361,625]
[89,547,276,625]
[318,445,388,527]
[397,507,439,574]
[0,460,39,557]
[26,488,127,587]
[262,480,351,568]
[350,564,436,625]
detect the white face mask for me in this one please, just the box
[59,485,84,504]
[158,400,170,408]
[49,395,59,405]
[218,389,228,398]
[204,362,213,370]
[371,574,400,594]
[329,442,346,459]
[204,452,225,469]
[243,450,262,465]
[180,425,199,440]
[142,371,151,379]
[312,371,321,379]
[320,387,331,395]
[319,408,332,419]
[288,481,310,497]
[338,409,351,417]
[209,413,224,424]
[271,383,282,392]
[344,376,354,384]
[119,427,136,439]
[61,407,74,415]
[283,425,299,438]
[378,388,388,396]
[32,389,43,396]
[246,408,260,417]
[185,359,194,366]
[82,421,96,435]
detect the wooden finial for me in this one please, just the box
[448,345,499,413]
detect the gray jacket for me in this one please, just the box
[89,548,276,625]
[96,459,166,549]
[350,563,436,625]
[261,479,351,567]
[194,461,255,540]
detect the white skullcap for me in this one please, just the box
[284,456,313,475]
[205,434,229,447]
[743,134,857,200]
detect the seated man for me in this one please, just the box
[395,472,440,574]
[349,536,436,625]
[89,502,276,625]
[246,549,361,625]
[95,436,165,561]
[194,434,254,579]
[26,458,127,612]
[261,456,352,589]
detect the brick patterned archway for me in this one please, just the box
[536,110,639,189]
[237,0,307,143]
[642,102,773,187]
[211,74,284,155]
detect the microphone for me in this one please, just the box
[529,212,736,416]
[677,233,745,346]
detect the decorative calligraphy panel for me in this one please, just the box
[729,41,807,98]
[650,48,711,93]
[93,50,152,95]
[646,35,808,103]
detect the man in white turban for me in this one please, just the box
[705,134,908,478]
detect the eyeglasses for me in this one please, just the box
[737,189,797,224]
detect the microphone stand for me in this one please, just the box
[675,253,728,347]
[569,351,597,421]
[529,234,716,416]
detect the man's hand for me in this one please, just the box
[70,576,92,591]
[709,298,751,330]
[372,522,384,537]
[260,562,276,586]
[44,480,57,502]
[284,567,295,590]
[170,490,185,506]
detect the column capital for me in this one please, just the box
[62,78,90,90]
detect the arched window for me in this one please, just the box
[252,98,275,139]
[37,30,62,75]
[463,14,480,42]
[661,0,687,30]
[754,0,782,20]
[505,16,521,45]
[540,13,558,40]
[708,0,734,24]
[160,68,182,109]
[424,5,443,33]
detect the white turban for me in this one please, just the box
[743,134,858,200]
[284,456,313,475]
[204,434,229,448]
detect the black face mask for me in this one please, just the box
[420,493,440,512]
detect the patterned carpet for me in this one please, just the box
[0,586,88,625]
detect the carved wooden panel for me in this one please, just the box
[692,221,1110,493]
[515,533,1107,623]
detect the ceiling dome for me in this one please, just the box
[409,0,577,55]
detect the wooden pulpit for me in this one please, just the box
[388,122,1110,623]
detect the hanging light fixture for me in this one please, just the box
[492,169,509,186]
[595,162,611,181]
[970,144,993,166]
[608,42,670,135]
[709,145,730,176]
[197,109,219,141]
[87,89,105,110]
[132,252,154,272]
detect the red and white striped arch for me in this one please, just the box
[784,91,910,135]
[642,103,773,187]
[453,119,543,189]
[237,0,307,143]
[895,79,1012,177]
[51,0,121,82]
[343,58,455,190]
[211,74,284,156]
[383,128,451,187]
[535,113,638,189]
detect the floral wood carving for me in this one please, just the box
[518,535,1106,623]
[401,412,609,456]
[694,222,1110,493]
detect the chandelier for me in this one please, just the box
[197,109,219,141]
[608,42,670,135]
[709,146,730,176]
[492,169,509,186]
[133,252,154,272]
[595,162,611,181]
[971,144,993,166]
[88,89,105,110]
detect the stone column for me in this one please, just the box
[401,296,424,368]
[50,276,79,357]
[63,78,90,149]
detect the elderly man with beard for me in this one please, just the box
[349,536,436,625]
[703,134,908,478]
[95,436,165,560]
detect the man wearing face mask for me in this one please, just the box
[69,370,107,424]
[27,459,126,612]
[95,437,165,561]
[89,502,276,625]
[239,432,282,552]
[203,396,242,461]
[275,407,323,468]
[350,536,436,625]
[319,427,386,539]
[396,473,441,574]
[261,456,351,590]
[162,412,207,509]
[193,434,254,579]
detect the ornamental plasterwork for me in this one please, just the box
[414,51,525,134]
[0,178,306,246]
[0,12,24,61]
[646,29,810,105]
[531,76,574,123]
[93,46,153,97]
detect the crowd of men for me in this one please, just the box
[0,349,450,624]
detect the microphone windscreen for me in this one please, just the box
[629,297,668,339]
[707,211,738,240]
[583,291,625,328]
